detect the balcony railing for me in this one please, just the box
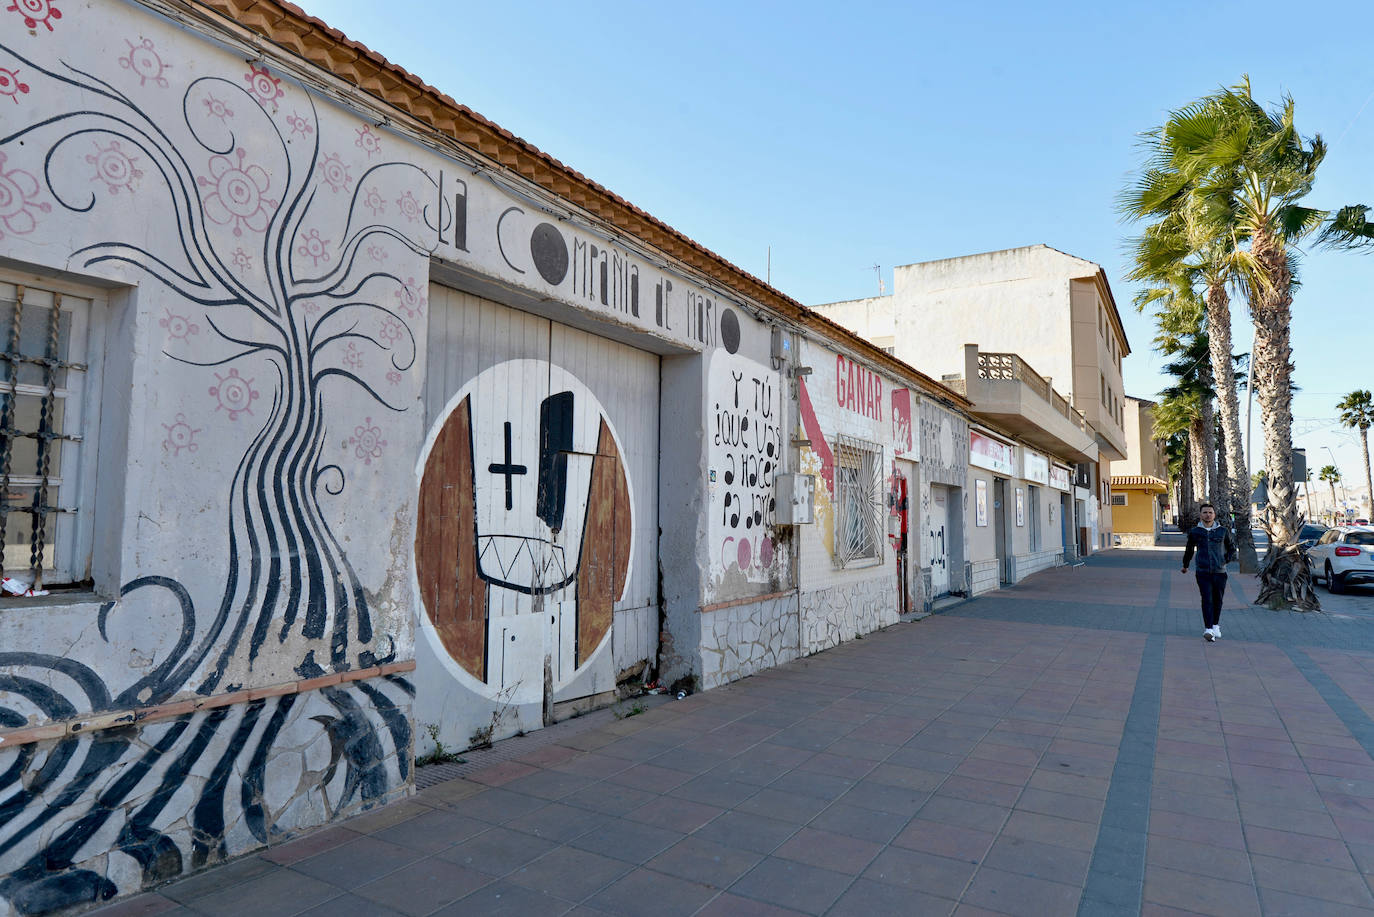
[975,351,1088,433]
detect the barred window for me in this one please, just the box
[1111,493,1127,506]
[0,278,99,590]
[833,434,883,568]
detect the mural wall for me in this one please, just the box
[794,341,900,654]
[1,4,427,911]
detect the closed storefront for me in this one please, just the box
[415,285,660,744]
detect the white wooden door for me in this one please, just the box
[928,485,950,597]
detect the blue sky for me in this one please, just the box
[301,0,1374,498]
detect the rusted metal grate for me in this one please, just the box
[0,284,86,590]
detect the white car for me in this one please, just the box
[1307,525,1374,594]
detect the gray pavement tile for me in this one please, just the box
[369,807,489,853]
[916,795,1011,832]
[1001,810,1100,852]
[983,834,1092,886]
[765,769,856,801]
[826,877,957,917]
[1249,853,1374,907]
[432,880,575,916]
[863,761,947,792]
[188,867,339,917]
[891,817,996,862]
[288,835,426,889]
[1014,787,1105,824]
[862,846,977,899]
[1244,824,1358,869]
[353,856,494,915]
[727,856,852,916]
[1255,886,1374,917]
[88,893,183,916]
[644,835,765,888]
[505,801,610,843]
[1145,834,1253,885]
[961,864,1083,917]
[1148,809,1249,851]
[668,773,762,808]
[443,786,550,824]
[420,777,487,805]
[567,817,685,864]
[158,854,276,902]
[1237,799,1342,838]
[583,867,718,917]
[772,826,881,874]
[1027,769,1110,800]
[646,745,733,775]
[934,774,1023,807]
[804,800,909,845]
[499,768,597,801]
[505,844,633,902]
[548,751,635,779]
[295,893,409,917]
[340,797,436,834]
[1143,864,1261,916]
[624,795,723,833]
[260,826,363,865]
[561,780,659,816]
[840,779,935,817]
[733,787,832,824]
[693,810,800,855]
[602,762,693,793]
[695,891,810,916]
[434,825,559,876]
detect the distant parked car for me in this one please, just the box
[1306,526,1374,594]
[1357,518,1370,526]
[1297,523,1328,552]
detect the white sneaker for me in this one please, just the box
[1204,628,1216,642]
[1212,626,1221,640]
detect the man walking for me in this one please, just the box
[1181,502,1236,642]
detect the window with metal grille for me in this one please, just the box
[0,278,98,590]
[833,434,883,568]
[1111,493,1127,506]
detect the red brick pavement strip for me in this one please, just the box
[89,550,1374,916]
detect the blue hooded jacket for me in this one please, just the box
[1183,523,1236,574]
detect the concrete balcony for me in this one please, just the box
[949,345,1098,463]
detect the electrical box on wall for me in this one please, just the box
[774,473,815,524]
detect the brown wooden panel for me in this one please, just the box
[415,397,487,681]
[577,420,631,666]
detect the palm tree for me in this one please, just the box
[1338,390,1374,525]
[1131,79,1325,608]
[1304,468,1314,521]
[1122,193,1259,571]
[1320,465,1341,524]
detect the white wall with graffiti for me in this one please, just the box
[793,339,907,654]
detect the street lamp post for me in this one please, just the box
[1325,446,1351,522]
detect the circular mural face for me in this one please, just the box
[415,360,632,698]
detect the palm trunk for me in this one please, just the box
[1206,283,1259,571]
[1185,422,1205,530]
[1200,395,1219,507]
[1361,428,1373,525]
[1303,480,1312,521]
[1251,229,1317,610]
[1330,483,1339,523]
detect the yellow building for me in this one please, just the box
[1109,397,1169,546]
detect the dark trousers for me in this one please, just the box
[1196,571,1227,629]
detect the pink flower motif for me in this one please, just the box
[86,140,142,195]
[343,341,363,370]
[354,125,382,158]
[366,244,387,263]
[302,299,320,315]
[318,152,351,194]
[285,111,313,137]
[7,0,61,32]
[295,227,330,267]
[119,37,169,88]
[198,148,276,237]
[392,277,425,319]
[386,370,402,386]
[378,316,402,345]
[396,190,420,223]
[203,93,233,122]
[162,413,201,456]
[243,64,283,109]
[362,187,384,215]
[159,308,199,341]
[0,67,31,104]
[0,151,50,239]
[230,247,252,273]
[347,416,386,465]
[209,368,259,420]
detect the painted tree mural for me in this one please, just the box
[0,25,441,912]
